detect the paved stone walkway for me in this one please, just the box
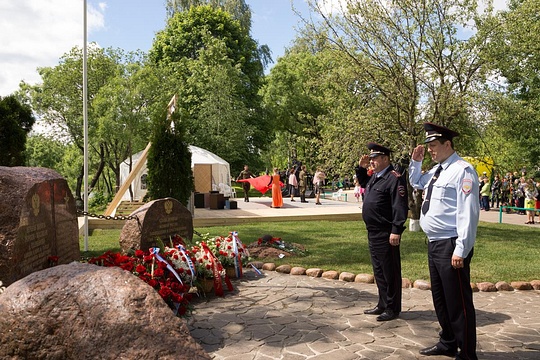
[188,270,540,360]
[183,190,539,359]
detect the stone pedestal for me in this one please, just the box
[119,197,193,253]
[0,166,79,286]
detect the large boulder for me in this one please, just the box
[0,262,210,360]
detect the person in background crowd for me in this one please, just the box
[409,123,479,360]
[500,175,511,213]
[490,174,501,209]
[288,167,298,202]
[355,142,408,322]
[480,176,491,211]
[353,179,362,203]
[267,168,283,208]
[298,165,309,203]
[344,175,351,190]
[236,165,255,202]
[332,174,339,190]
[536,181,540,217]
[524,178,538,224]
[478,174,485,210]
[313,167,326,205]
[517,177,527,214]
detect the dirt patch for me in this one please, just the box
[246,242,306,259]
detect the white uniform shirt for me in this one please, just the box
[409,152,480,258]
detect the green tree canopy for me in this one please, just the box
[301,0,493,155]
[146,109,194,204]
[25,134,66,170]
[149,5,269,173]
[166,0,252,32]
[0,95,35,166]
[480,0,540,172]
[24,45,121,200]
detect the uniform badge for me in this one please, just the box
[462,179,472,194]
[398,185,406,197]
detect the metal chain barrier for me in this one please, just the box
[77,211,206,238]
[77,210,142,232]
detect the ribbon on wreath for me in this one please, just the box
[201,242,233,296]
[177,244,196,284]
[150,247,183,285]
[230,231,248,278]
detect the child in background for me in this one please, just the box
[353,180,362,203]
[524,178,538,224]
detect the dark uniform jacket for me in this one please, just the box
[355,165,408,235]
[237,170,253,181]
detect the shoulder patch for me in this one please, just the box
[462,178,473,194]
[390,170,401,177]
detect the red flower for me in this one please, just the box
[154,268,165,278]
[135,250,144,258]
[120,262,134,272]
[158,286,173,299]
[135,264,147,274]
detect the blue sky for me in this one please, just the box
[88,0,310,61]
[0,0,311,96]
[0,0,508,97]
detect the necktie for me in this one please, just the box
[421,165,443,215]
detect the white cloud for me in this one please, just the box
[492,0,508,12]
[0,0,105,97]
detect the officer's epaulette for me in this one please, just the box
[456,160,471,169]
[390,170,401,177]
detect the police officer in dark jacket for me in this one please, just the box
[355,143,409,321]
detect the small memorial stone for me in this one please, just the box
[119,197,193,253]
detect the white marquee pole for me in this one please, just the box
[83,0,89,251]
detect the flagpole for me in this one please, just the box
[83,0,89,251]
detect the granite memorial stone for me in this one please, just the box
[0,166,79,286]
[119,197,193,253]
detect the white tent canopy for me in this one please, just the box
[119,145,232,201]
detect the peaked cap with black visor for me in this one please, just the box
[367,142,392,158]
[423,122,460,143]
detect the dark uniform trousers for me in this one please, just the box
[368,230,402,314]
[428,238,477,360]
[242,182,250,201]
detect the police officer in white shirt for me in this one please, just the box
[409,123,479,360]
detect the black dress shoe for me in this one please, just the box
[363,306,384,315]
[419,345,456,357]
[376,309,398,321]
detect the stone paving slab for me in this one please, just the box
[188,270,540,360]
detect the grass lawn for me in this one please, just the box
[80,220,540,284]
